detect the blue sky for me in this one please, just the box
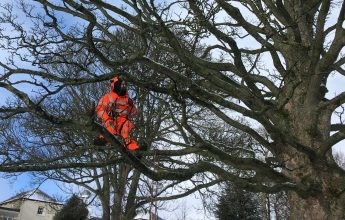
[0,174,64,202]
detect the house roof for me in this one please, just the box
[0,189,62,205]
[134,211,165,220]
[0,206,20,212]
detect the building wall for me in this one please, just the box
[17,200,61,220]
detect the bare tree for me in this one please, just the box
[1,1,345,219]
[334,151,345,170]
[176,200,188,220]
[261,192,290,220]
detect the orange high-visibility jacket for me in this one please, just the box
[96,91,137,120]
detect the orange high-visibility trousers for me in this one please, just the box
[115,116,138,150]
[101,118,139,150]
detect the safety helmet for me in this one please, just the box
[110,75,120,90]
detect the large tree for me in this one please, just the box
[1,1,345,219]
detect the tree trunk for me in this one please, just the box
[288,191,345,220]
[112,164,130,220]
[124,170,141,219]
[102,204,111,220]
[283,149,345,219]
[281,82,345,219]
[101,172,111,220]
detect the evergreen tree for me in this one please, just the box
[215,183,262,220]
[54,194,89,220]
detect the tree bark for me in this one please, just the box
[288,191,345,220]
[100,174,111,220]
[281,82,345,219]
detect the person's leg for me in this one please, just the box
[117,117,139,150]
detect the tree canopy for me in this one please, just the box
[1,0,345,219]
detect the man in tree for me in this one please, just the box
[95,74,139,150]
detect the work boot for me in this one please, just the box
[93,136,108,146]
[125,139,139,151]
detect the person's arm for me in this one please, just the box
[96,94,116,133]
[96,95,111,122]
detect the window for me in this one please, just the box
[1,217,13,220]
[37,207,44,215]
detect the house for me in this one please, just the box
[0,189,63,220]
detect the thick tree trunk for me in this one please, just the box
[281,81,345,219]
[283,148,345,219]
[288,191,345,220]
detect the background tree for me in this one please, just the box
[54,194,89,220]
[334,151,345,170]
[257,191,290,220]
[1,1,345,219]
[215,182,263,220]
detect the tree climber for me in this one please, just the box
[95,74,139,151]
